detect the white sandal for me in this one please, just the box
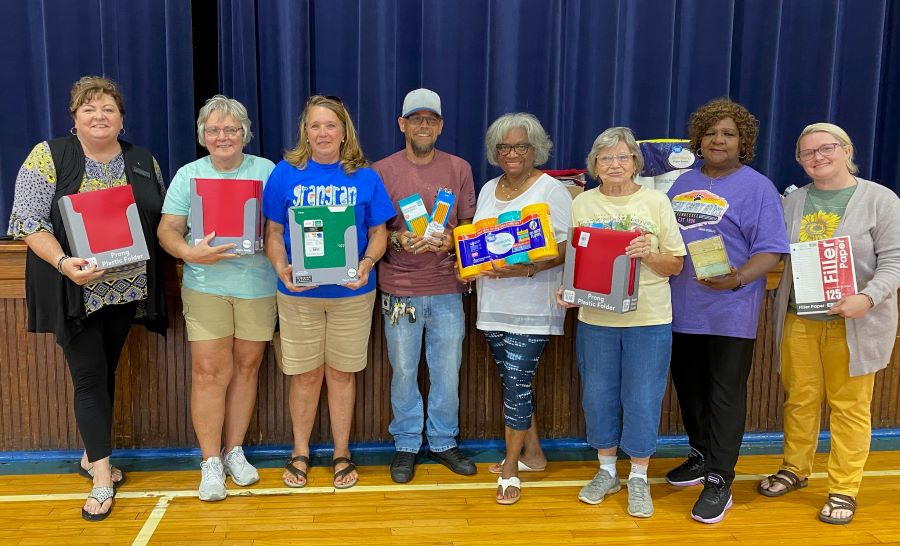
[496,476,522,505]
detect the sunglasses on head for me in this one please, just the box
[306,94,344,106]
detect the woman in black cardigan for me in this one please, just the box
[7,76,167,521]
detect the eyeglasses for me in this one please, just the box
[597,153,634,166]
[406,114,441,127]
[204,126,242,137]
[496,143,532,156]
[797,142,843,162]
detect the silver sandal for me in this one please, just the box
[81,486,115,522]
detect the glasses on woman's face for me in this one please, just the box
[597,153,634,167]
[496,143,532,156]
[205,126,242,137]
[797,142,843,162]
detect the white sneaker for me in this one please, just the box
[223,446,259,486]
[199,457,226,501]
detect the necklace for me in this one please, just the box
[498,169,534,201]
[700,165,740,191]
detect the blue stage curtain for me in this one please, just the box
[218,0,899,194]
[0,0,196,229]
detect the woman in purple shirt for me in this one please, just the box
[664,98,789,524]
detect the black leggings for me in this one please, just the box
[670,332,755,485]
[61,302,137,462]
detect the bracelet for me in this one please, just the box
[862,293,875,308]
[730,270,745,292]
[361,255,377,267]
[527,264,537,278]
[56,255,71,274]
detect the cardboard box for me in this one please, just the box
[58,184,149,269]
[288,205,358,285]
[190,178,263,254]
[561,227,640,313]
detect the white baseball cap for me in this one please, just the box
[402,88,442,117]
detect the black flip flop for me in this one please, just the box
[81,486,115,522]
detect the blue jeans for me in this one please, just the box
[483,330,549,431]
[576,321,672,459]
[383,293,466,453]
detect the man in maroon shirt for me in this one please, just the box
[373,89,478,482]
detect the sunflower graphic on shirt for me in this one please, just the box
[799,210,840,241]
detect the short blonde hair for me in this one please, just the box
[585,127,645,180]
[284,95,367,175]
[796,122,858,174]
[69,76,125,117]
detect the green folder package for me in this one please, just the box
[288,205,359,285]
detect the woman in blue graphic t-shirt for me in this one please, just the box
[262,95,395,490]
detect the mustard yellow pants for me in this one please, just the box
[780,313,875,497]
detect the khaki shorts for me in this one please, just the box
[275,290,376,375]
[182,286,277,342]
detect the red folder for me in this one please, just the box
[193,179,262,237]
[66,185,136,253]
[572,227,639,295]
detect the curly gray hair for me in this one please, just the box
[196,95,253,147]
[484,113,552,167]
[585,127,645,180]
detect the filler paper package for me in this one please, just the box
[287,205,358,285]
[561,227,640,313]
[58,184,149,269]
[190,178,263,254]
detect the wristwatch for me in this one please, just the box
[390,230,403,251]
[731,270,745,292]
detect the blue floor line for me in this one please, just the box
[2,429,899,475]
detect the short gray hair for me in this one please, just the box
[586,127,645,180]
[196,95,253,147]
[484,113,552,167]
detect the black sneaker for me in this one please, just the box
[691,473,733,524]
[666,449,706,486]
[429,447,476,476]
[390,451,416,483]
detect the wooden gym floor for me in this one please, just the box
[0,451,898,545]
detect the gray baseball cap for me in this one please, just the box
[402,88,442,117]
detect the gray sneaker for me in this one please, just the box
[223,446,260,486]
[578,469,622,505]
[199,457,226,501]
[627,477,654,517]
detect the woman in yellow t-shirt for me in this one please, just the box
[558,127,685,519]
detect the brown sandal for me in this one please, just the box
[283,455,310,488]
[818,493,856,525]
[757,469,808,497]
[332,456,358,489]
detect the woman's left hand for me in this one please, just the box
[625,234,652,259]
[343,257,374,290]
[556,285,577,308]
[695,267,742,291]
[827,294,873,319]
